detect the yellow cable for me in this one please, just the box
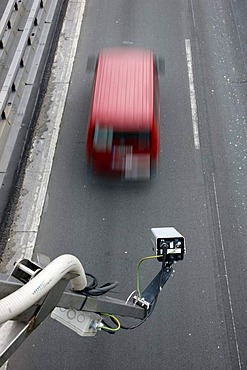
[136,255,162,299]
[99,313,121,332]
[99,255,162,332]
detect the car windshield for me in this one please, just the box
[93,125,150,152]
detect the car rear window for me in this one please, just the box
[93,125,150,152]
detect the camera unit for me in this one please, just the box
[151,227,185,263]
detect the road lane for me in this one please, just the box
[1,0,247,369]
[190,0,247,367]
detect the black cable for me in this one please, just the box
[83,281,119,296]
[79,295,88,311]
[121,247,170,330]
[83,272,98,291]
[74,271,119,297]
[119,316,148,330]
[119,297,158,330]
[75,248,172,330]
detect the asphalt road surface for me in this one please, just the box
[2,0,247,369]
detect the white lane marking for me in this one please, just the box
[212,173,242,369]
[185,39,200,150]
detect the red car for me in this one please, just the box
[86,48,163,180]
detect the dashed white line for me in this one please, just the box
[185,38,200,150]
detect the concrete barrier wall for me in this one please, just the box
[0,0,66,226]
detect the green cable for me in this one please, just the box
[98,255,162,332]
[136,255,161,299]
[100,313,121,332]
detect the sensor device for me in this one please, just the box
[151,227,185,263]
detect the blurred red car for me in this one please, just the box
[86,48,163,180]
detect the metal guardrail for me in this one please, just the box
[0,1,27,90]
[0,0,48,122]
[0,0,65,225]
[0,0,19,44]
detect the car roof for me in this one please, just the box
[91,48,155,131]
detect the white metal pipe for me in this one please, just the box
[0,254,87,324]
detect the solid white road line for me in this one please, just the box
[212,174,242,369]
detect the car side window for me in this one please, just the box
[93,125,113,151]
